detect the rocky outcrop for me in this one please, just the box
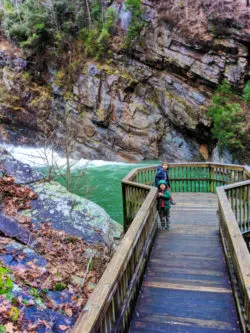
[0,147,122,332]
[27,181,122,244]
[0,38,26,70]
[0,57,212,162]
[0,239,75,332]
[136,23,248,88]
[1,1,250,163]
[0,148,122,245]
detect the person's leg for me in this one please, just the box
[161,210,168,229]
[165,209,170,230]
[159,209,165,229]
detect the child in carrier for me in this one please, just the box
[157,180,171,230]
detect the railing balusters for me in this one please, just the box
[217,167,220,189]
[244,186,247,232]
[245,185,249,232]
[240,187,243,231]
[195,167,198,192]
[199,167,202,191]
[192,167,195,192]
[182,167,185,192]
[248,186,250,231]
[188,167,191,192]
[174,167,177,192]
[104,314,108,333]
[236,188,239,225]
[200,167,202,191]
[242,186,245,232]
[206,167,210,192]
[204,167,207,191]
[218,179,250,332]
[210,166,214,193]
[179,167,182,192]
[198,167,200,192]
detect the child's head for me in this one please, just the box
[159,183,167,191]
[158,180,168,190]
[161,162,168,170]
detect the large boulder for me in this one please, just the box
[26,181,121,245]
[0,147,122,332]
[0,147,122,246]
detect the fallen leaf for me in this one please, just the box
[5,322,14,333]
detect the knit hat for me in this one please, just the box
[157,180,168,187]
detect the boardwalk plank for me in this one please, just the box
[129,193,241,332]
[130,320,239,333]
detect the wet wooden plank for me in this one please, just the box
[129,193,241,332]
[130,319,239,333]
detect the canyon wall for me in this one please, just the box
[0,0,249,162]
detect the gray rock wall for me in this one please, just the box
[1,0,250,163]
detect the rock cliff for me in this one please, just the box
[0,0,250,163]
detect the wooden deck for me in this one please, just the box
[129,193,241,333]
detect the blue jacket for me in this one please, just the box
[154,165,171,187]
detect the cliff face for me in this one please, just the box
[0,0,250,162]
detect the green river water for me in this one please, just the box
[8,145,158,225]
[40,161,158,225]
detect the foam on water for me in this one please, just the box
[2,145,135,168]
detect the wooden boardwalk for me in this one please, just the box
[129,193,241,333]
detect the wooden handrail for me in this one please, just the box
[132,163,250,172]
[217,183,250,331]
[220,179,250,190]
[72,162,250,333]
[72,187,158,333]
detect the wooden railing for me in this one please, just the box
[217,177,250,333]
[226,182,250,234]
[72,162,250,333]
[132,162,247,190]
[123,163,249,229]
[72,172,158,333]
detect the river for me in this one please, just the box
[5,145,158,225]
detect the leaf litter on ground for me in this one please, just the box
[0,174,113,332]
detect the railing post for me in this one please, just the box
[210,165,214,193]
[122,182,128,233]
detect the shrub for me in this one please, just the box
[54,282,66,291]
[0,0,89,54]
[242,80,250,102]
[80,6,117,58]
[124,0,145,47]
[0,266,13,295]
[208,80,248,161]
[90,0,102,25]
